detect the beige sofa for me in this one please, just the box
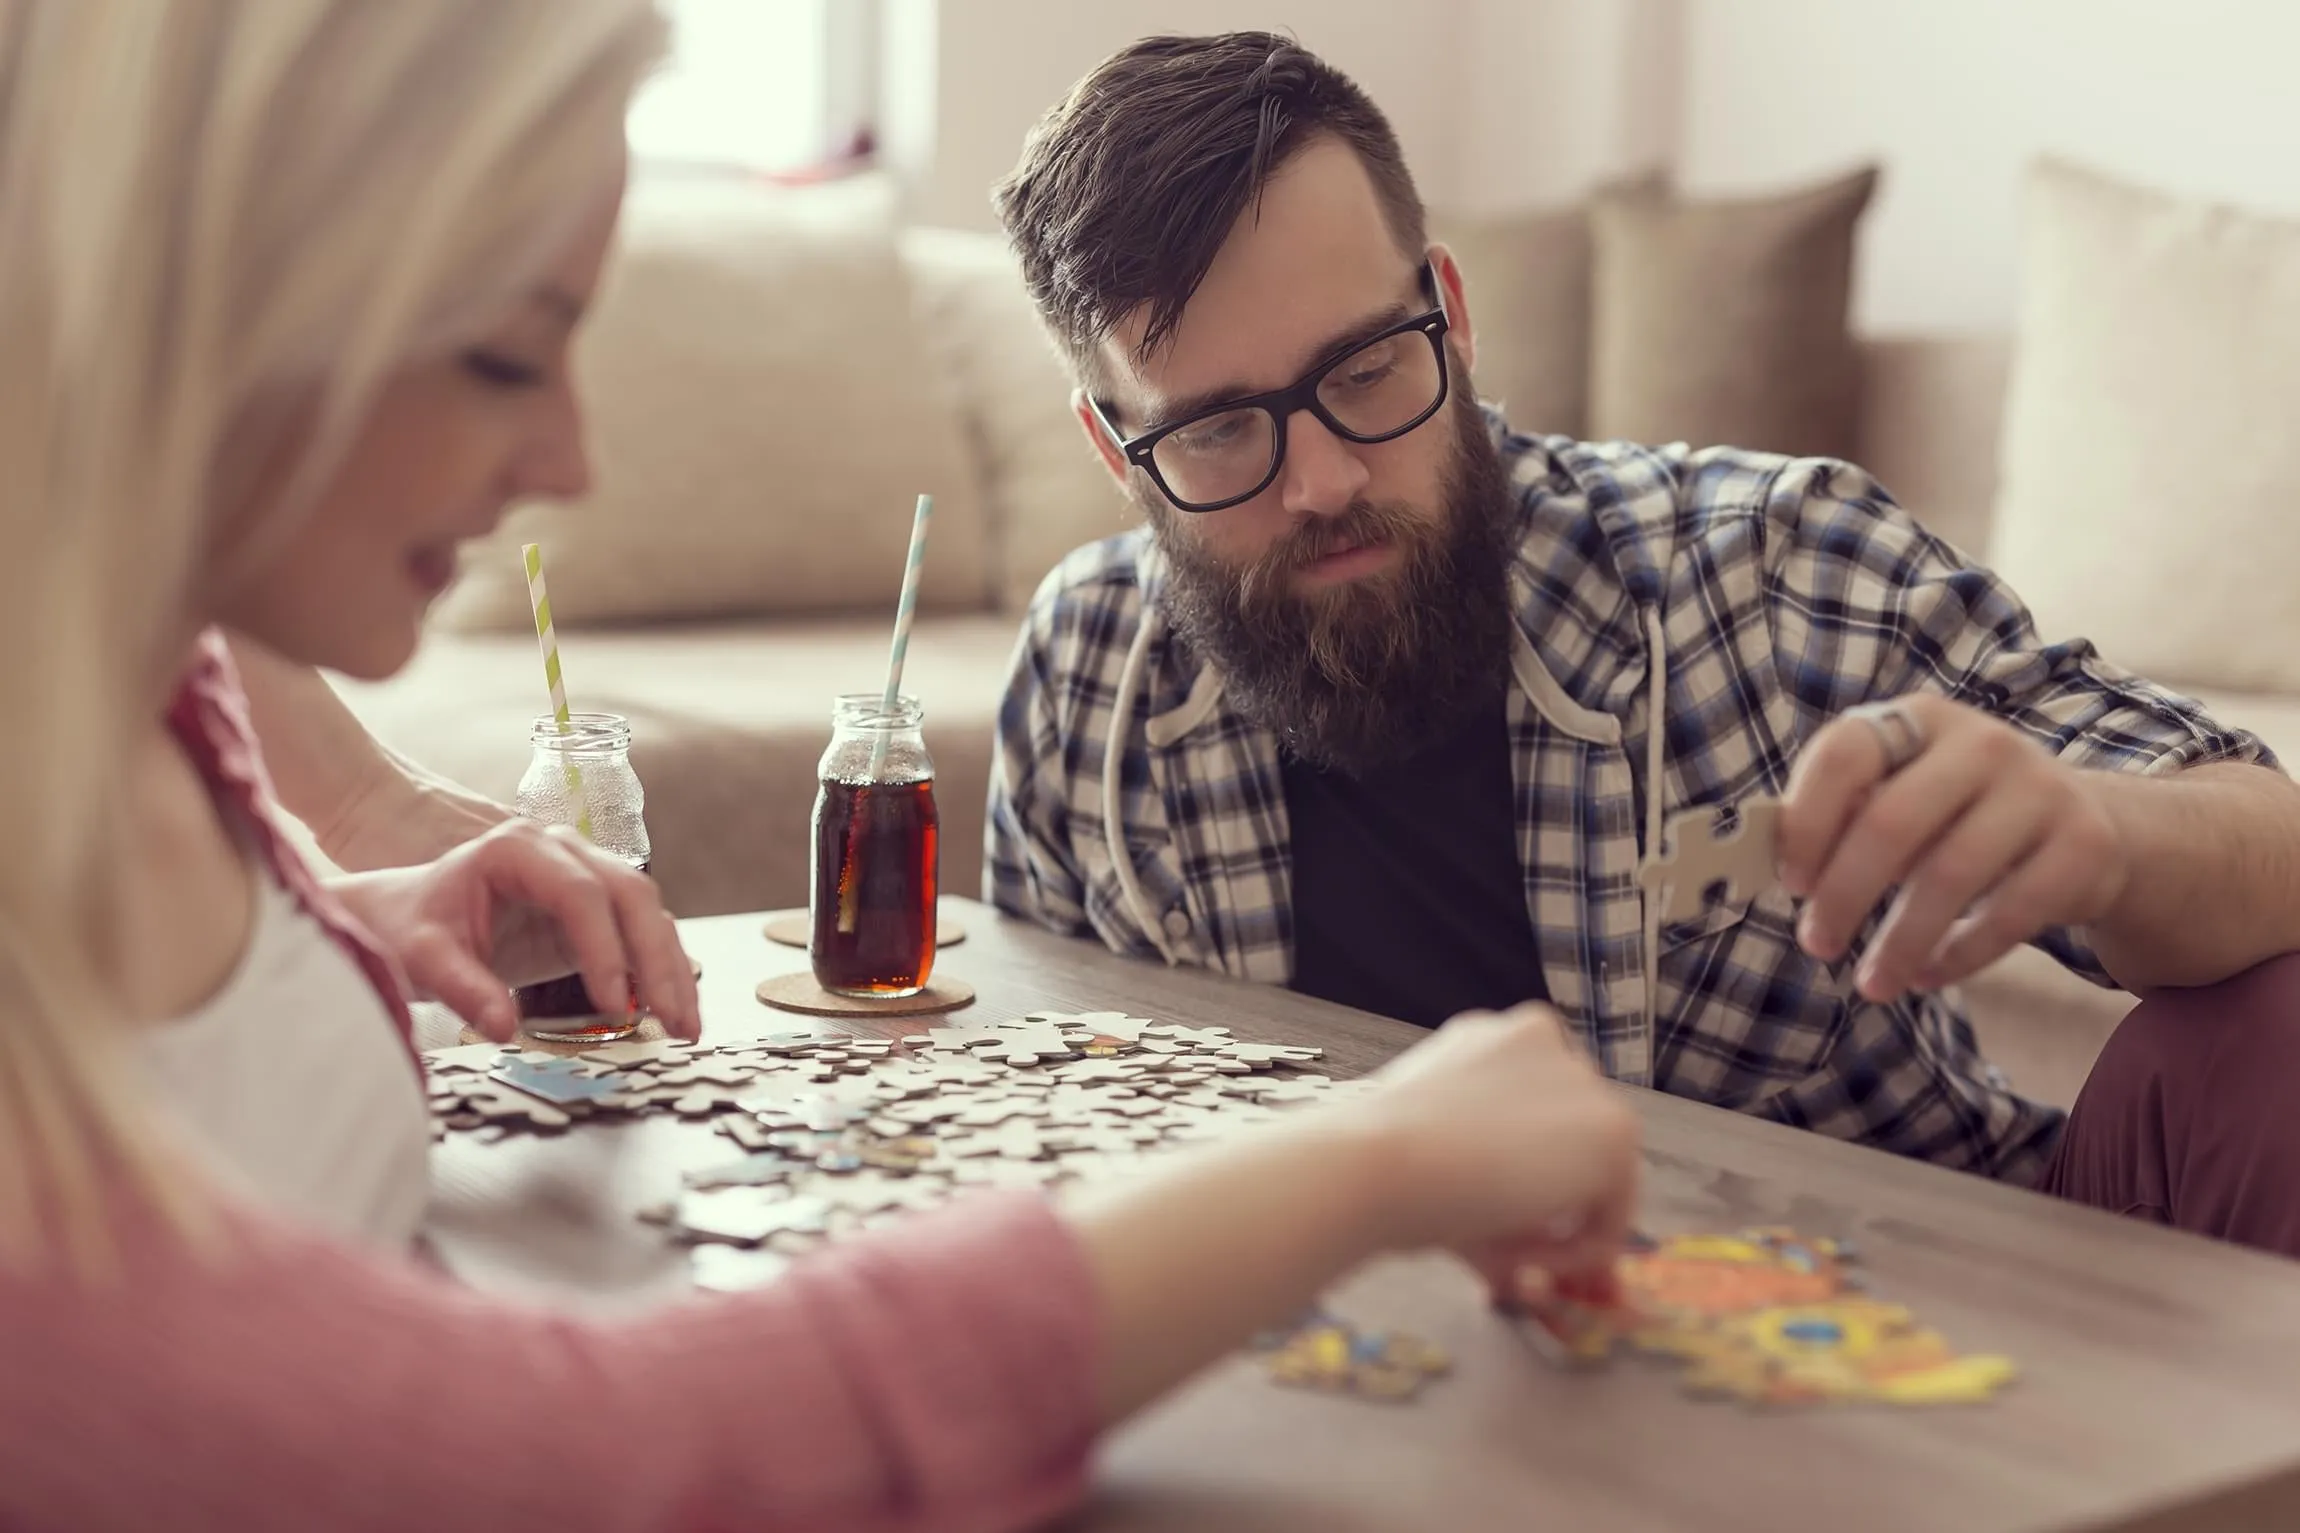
[335,178,2300,1113]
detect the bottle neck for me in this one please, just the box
[530,712,633,759]
[825,695,932,786]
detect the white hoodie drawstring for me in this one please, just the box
[1103,614,1177,965]
[1635,604,1668,1089]
[1099,587,1672,1075]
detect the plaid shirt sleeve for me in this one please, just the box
[1749,454,2280,984]
[984,574,1093,937]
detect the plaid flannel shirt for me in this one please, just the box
[986,418,2274,1184]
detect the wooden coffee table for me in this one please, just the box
[425,901,2300,1532]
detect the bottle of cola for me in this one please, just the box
[809,694,939,999]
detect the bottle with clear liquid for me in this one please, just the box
[512,712,652,1040]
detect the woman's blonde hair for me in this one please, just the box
[0,0,663,1265]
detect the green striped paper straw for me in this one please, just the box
[521,542,595,842]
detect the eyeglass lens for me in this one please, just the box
[1149,326,1443,509]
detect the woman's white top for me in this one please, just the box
[141,873,431,1251]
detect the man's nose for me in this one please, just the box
[1275,408,1371,519]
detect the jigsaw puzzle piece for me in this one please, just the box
[1638,798,1784,922]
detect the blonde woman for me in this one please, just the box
[0,3,1637,1526]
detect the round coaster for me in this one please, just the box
[761,910,966,949]
[755,970,976,1018]
[459,1012,670,1054]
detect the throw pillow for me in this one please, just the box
[1989,159,2300,693]
[1432,172,1667,441]
[435,173,990,632]
[1589,166,1877,458]
[902,228,1138,613]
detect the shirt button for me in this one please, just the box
[1162,908,1193,941]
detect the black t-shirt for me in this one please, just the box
[1282,699,1551,1028]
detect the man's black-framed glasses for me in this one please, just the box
[1090,262,1452,514]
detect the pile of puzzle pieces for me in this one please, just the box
[425,1013,1360,1292]
[1505,1226,2018,1408]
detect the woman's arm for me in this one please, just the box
[3,1010,1633,1532]
[226,631,510,871]
[4,1189,1098,1533]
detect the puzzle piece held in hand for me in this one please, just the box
[1638,797,1783,923]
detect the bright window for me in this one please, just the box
[627,0,873,174]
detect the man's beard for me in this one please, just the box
[1150,386,1518,776]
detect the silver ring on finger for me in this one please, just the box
[1847,701,1926,777]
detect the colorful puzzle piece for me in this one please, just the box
[488,1054,628,1107]
[1504,1226,2014,1408]
[1255,1309,1452,1403]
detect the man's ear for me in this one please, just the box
[1426,241,1476,379]
[1073,388,1132,488]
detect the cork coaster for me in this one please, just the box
[755,971,976,1018]
[461,1012,671,1056]
[762,910,966,950]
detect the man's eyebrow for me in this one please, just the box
[530,284,586,327]
[1134,297,1419,432]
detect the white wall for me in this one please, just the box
[887,0,1683,227]
[1677,0,2300,333]
[892,0,1470,230]
[894,0,2300,334]
[1457,0,1681,213]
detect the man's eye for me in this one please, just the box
[1333,339,1401,392]
[461,350,546,388]
[1170,410,1255,454]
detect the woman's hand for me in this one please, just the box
[1072,1000,1639,1425]
[1353,1003,1641,1291]
[329,819,699,1041]
[323,773,513,874]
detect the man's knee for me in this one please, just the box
[2088,951,2300,1104]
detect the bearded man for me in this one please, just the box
[984,32,2300,1258]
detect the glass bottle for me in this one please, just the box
[512,712,652,1041]
[809,694,939,998]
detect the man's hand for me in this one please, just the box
[330,819,700,1041]
[1776,694,2130,1003]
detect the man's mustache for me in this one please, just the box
[1238,500,1424,606]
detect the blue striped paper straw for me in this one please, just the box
[874,493,934,740]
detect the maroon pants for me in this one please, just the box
[2043,952,2300,1259]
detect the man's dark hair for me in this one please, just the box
[992,32,1428,378]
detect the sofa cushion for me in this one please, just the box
[902,227,1138,613]
[1589,166,1878,459]
[1990,159,2300,694]
[332,616,1022,919]
[1431,203,1600,440]
[1852,336,2012,562]
[435,174,992,632]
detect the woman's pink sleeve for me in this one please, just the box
[0,1187,1102,1533]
